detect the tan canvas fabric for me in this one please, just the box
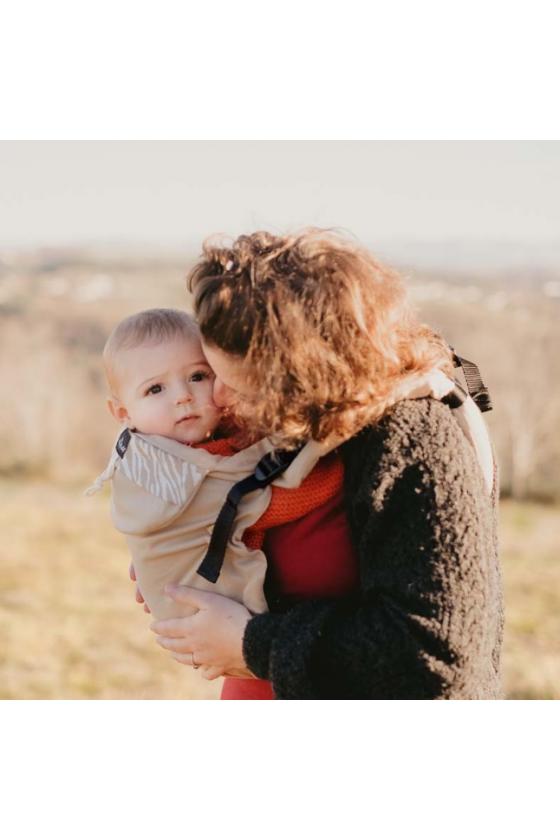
[88,433,337,620]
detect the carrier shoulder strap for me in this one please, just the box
[452,351,493,413]
[196,446,303,584]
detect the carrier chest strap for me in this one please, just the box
[196,447,303,584]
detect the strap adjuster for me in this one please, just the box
[254,450,296,484]
[451,349,493,413]
[441,381,467,410]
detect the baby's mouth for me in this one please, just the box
[176,415,199,425]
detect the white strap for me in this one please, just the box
[398,370,494,496]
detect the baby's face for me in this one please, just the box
[114,336,222,444]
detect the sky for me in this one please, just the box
[1,141,559,256]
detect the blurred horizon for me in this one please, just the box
[3,236,560,268]
[2,141,560,260]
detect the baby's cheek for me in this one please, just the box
[154,407,175,433]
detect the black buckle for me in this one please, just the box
[254,450,296,484]
[472,389,493,413]
[442,382,467,409]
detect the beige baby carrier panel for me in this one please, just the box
[87,431,334,621]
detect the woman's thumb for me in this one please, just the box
[164,584,209,607]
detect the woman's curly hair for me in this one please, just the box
[187,228,453,447]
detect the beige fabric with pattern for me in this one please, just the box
[87,433,337,620]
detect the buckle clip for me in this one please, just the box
[254,450,297,485]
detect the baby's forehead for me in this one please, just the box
[125,333,204,357]
[121,334,210,375]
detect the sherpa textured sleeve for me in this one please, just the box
[242,399,502,700]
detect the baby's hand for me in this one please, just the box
[129,563,151,613]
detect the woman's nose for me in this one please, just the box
[213,377,235,408]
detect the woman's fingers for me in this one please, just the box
[169,655,223,681]
[155,635,191,653]
[151,591,249,676]
[200,666,224,681]
[130,564,149,610]
[150,617,195,639]
[171,653,197,666]
[136,587,150,611]
[164,584,214,609]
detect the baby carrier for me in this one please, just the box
[86,432,335,620]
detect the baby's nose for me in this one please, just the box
[176,389,192,404]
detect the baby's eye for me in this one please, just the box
[189,370,212,383]
[145,384,162,395]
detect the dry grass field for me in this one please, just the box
[0,479,221,700]
[1,478,558,700]
[499,501,560,699]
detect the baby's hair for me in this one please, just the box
[103,308,200,393]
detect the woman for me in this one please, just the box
[145,229,503,700]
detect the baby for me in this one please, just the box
[103,308,221,448]
[88,308,331,622]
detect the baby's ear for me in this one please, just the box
[107,397,130,424]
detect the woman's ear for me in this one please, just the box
[107,397,130,424]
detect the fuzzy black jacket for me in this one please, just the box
[242,398,504,700]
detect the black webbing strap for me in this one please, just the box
[452,352,493,413]
[196,447,303,584]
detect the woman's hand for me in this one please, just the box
[150,584,255,681]
[129,563,150,613]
